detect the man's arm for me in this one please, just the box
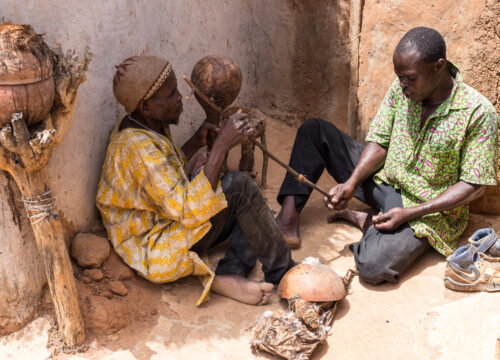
[202,113,254,190]
[325,142,388,210]
[181,121,218,160]
[372,181,485,232]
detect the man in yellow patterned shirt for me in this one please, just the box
[97,56,293,306]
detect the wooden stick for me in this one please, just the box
[182,76,332,199]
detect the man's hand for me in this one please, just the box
[213,111,253,152]
[193,120,219,147]
[372,207,409,232]
[190,152,207,177]
[324,182,356,210]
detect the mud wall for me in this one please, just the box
[0,1,350,238]
[356,0,499,138]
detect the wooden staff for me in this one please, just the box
[0,48,92,346]
[182,76,332,199]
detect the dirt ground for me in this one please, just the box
[1,117,499,360]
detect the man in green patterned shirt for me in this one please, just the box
[276,27,498,284]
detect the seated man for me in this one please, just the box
[276,27,498,284]
[97,56,294,306]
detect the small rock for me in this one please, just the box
[150,309,158,316]
[102,290,113,299]
[109,281,128,296]
[71,233,110,268]
[83,269,104,282]
[81,276,92,284]
[102,250,135,280]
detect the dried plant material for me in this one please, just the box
[251,267,357,359]
[251,296,336,360]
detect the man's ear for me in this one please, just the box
[435,58,446,74]
[138,99,150,117]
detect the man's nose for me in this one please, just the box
[400,78,408,88]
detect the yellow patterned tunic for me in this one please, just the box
[96,120,227,305]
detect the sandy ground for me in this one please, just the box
[1,117,500,360]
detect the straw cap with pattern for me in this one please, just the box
[113,55,172,113]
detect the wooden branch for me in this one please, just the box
[50,46,92,146]
[0,113,85,346]
[182,76,332,199]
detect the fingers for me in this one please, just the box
[204,122,219,133]
[372,211,384,224]
[229,111,248,123]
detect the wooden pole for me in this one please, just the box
[182,76,332,199]
[10,167,85,346]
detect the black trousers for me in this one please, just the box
[277,118,430,284]
[192,171,294,284]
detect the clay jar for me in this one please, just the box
[190,55,242,118]
[0,23,55,128]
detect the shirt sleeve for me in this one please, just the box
[365,78,400,147]
[128,134,227,228]
[459,106,498,185]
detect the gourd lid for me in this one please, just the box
[0,23,53,85]
[278,259,346,302]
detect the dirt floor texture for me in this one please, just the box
[1,117,499,360]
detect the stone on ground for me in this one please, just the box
[71,233,110,268]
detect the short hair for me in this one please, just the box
[395,27,446,63]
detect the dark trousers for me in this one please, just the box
[277,118,430,284]
[192,171,294,284]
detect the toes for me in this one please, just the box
[257,292,271,305]
[259,282,274,293]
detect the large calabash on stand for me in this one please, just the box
[190,56,268,185]
[190,55,242,150]
[0,23,90,346]
[0,23,54,336]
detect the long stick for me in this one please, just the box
[183,76,332,199]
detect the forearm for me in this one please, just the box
[347,142,387,187]
[181,136,203,160]
[203,142,228,190]
[404,181,485,221]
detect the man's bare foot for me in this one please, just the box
[276,196,301,249]
[211,275,274,305]
[327,209,374,232]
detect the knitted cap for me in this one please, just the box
[113,56,172,113]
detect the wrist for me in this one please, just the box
[211,139,229,155]
[345,176,359,189]
[401,206,418,222]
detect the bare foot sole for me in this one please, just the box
[327,209,374,232]
[211,275,274,305]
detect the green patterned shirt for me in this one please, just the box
[366,62,498,256]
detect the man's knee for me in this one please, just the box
[352,243,399,285]
[221,171,259,196]
[299,118,326,135]
[357,260,397,285]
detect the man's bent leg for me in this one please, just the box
[352,225,430,284]
[277,118,365,211]
[219,171,294,284]
[276,118,372,247]
[350,185,430,284]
